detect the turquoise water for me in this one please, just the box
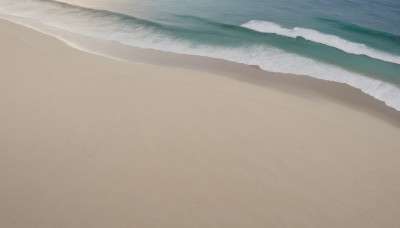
[1,0,399,110]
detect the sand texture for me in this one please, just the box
[1,19,400,228]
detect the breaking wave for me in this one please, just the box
[241,20,400,65]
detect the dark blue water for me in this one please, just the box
[1,0,399,109]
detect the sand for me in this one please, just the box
[1,18,400,228]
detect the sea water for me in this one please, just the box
[1,0,399,110]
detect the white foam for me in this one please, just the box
[242,20,400,65]
[1,0,400,111]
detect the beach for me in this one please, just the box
[1,17,400,228]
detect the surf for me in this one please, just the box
[1,0,399,111]
[241,20,400,65]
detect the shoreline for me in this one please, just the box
[1,17,400,228]
[1,15,399,127]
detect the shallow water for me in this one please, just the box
[1,0,399,110]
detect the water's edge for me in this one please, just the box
[1,0,400,112]
[1,14,399,126]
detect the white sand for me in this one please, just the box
[1,19,400,228]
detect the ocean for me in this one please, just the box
[1,0,399,110]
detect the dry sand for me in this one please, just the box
[1,19,400,228]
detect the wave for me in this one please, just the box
[241,20,400,65]
[1,0,400,111]
[316,17,399,40]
